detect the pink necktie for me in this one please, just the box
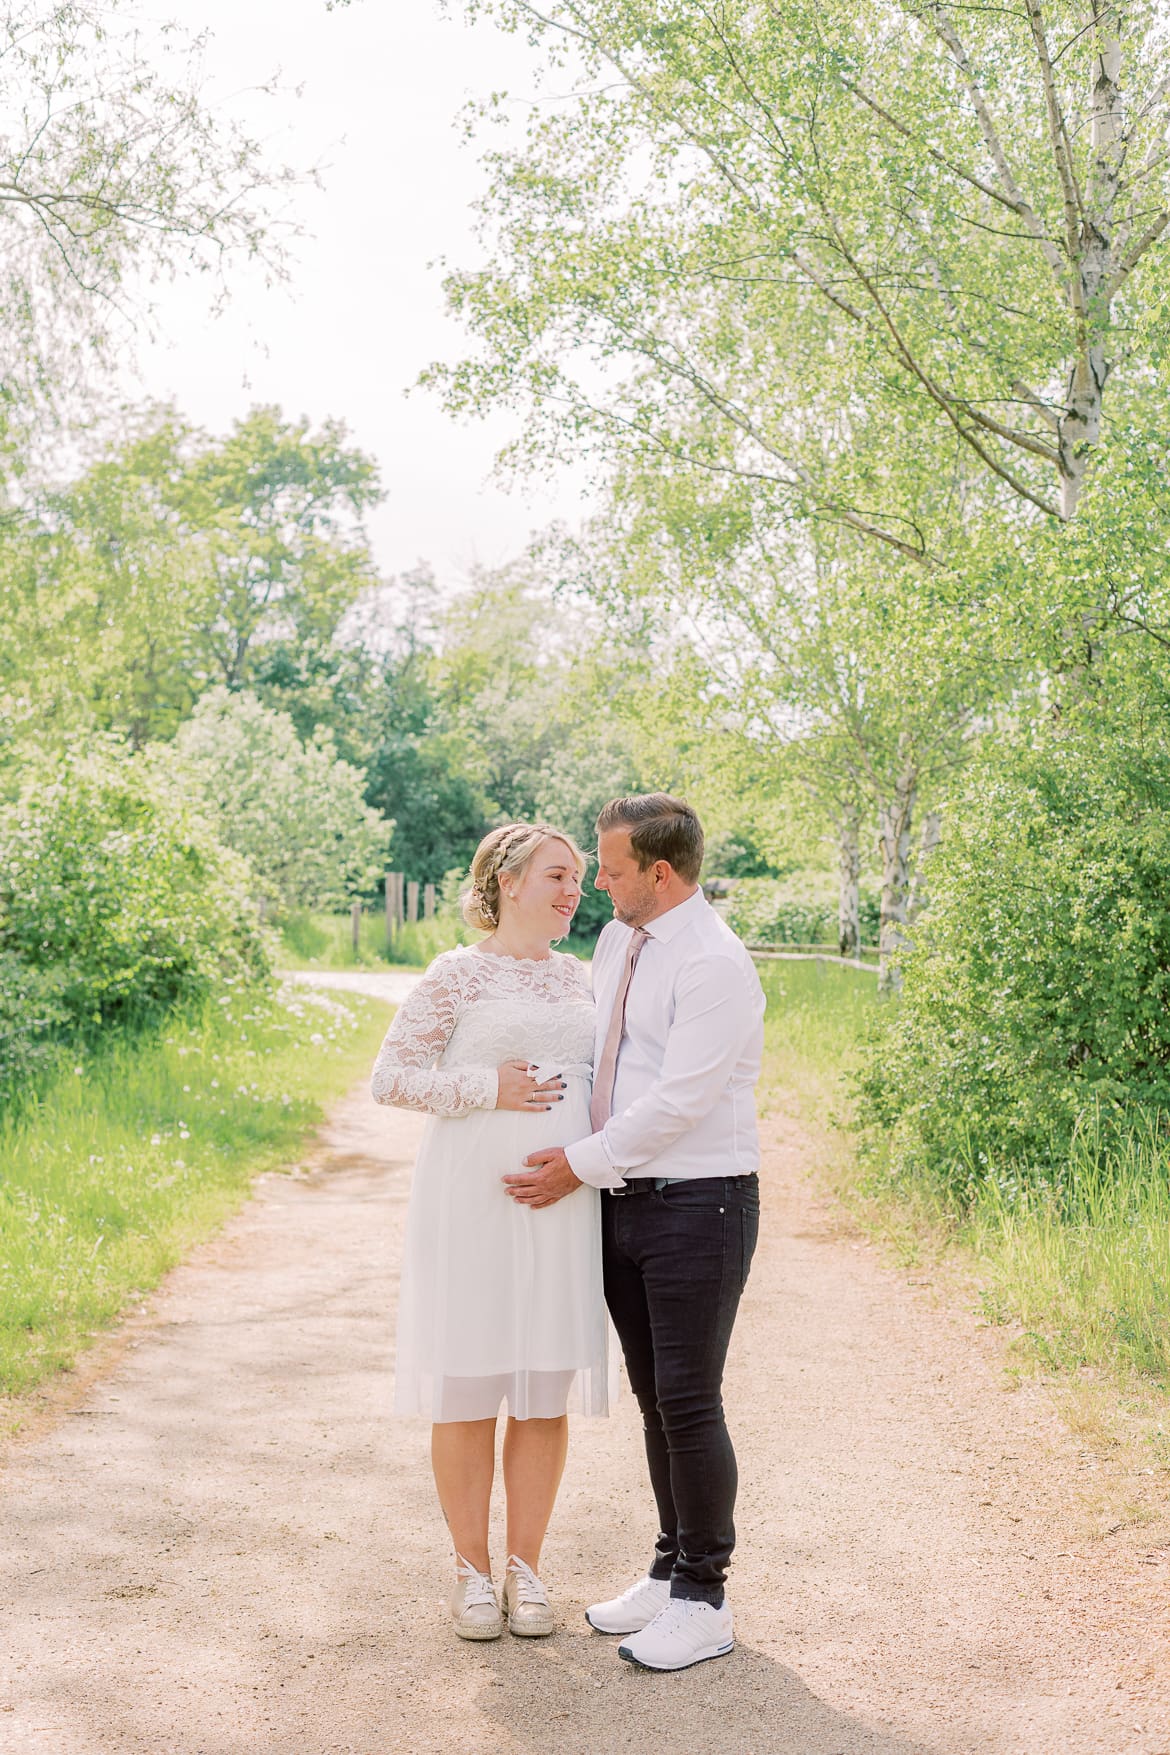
[590,927,649,1132]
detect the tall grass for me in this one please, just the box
[967,1105,1170,1382]
[756,965,1170,1389]
[757,960,877,1118]
[279,908,470,970]
[0,982,390,1400]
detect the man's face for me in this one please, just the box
[594,828,661,927]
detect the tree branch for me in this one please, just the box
[541,364,934,564]
[1024,0,1085,268]
[804,225,1064,493]
[841,75,1033,219]
[922,3,1068,287]
[1104,210,1170,299]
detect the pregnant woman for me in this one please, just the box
[371,822,608,1641]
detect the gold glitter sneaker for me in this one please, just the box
[450,1555,502,1640]
[502,1555,555,1637]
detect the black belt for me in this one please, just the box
[606,1173,756,1198]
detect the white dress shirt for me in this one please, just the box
[566,888,766,1189]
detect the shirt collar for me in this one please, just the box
[642,886,706,944]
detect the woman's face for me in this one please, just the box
[503,839,582,940]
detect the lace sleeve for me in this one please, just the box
[370,956,498,1117]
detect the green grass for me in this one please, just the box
[0,981,391,1401]
[756,964,1170,1393]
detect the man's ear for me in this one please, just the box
[653,860,673,888]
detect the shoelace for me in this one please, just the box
[505,1554,549,1606]
[454,1554,497,1608]
[640,1598,720,1644]
[618,1575,663,1602]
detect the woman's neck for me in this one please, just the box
[481,921,554,961]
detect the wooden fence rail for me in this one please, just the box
[746,944,880,975]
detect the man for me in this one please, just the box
[504,793,765,1672]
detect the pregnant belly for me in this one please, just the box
[494,1075,591,1155]
[441,1069,591,1177]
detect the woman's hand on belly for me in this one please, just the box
[495,1060,566,1113]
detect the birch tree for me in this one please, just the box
[562,488,998,989]
[743,578,984,993]
[437,0,1170,554]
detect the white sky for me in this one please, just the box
[130,0,591,592]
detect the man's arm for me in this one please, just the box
[505,944,757,1207]
[565,954,755,1186]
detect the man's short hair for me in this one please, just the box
[596,793,704,883]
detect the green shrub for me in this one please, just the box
[725,873,880,946]
[0,955,71,1090]
[861,721,1170,1195]
[387,912,472,966]
[0,744,270,1097]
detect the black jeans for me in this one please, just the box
[602,1174,760,1607]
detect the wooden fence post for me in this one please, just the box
[423,883,436,920]
[385,872,395,938]
[350,900,362,958]
[406,880,420,924]
[387,871,404,930]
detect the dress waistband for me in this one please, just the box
[532,1060,592,1082]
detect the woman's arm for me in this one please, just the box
[370,957,498,1117]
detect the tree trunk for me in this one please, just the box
[1056,9,1124,520]
[907,809,942,923]
[837,805,862,959]
[877,763,917,994]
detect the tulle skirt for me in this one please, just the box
[393,1067,611,1422]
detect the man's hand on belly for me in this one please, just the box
[503,1148,582,1209]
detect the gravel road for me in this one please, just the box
[1,974,1167,1754]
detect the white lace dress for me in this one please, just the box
[371,946,610,1422]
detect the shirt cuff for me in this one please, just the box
[564,1131,626,1190]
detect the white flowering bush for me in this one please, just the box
[159,688,392,912]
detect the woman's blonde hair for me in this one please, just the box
[461,822,588,932]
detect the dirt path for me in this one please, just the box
[2,976,1168,1754]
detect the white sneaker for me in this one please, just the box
[617,1597,734,1671]
[585,1573,671,1635]
[450,1554,502,1641]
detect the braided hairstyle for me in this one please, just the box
[461,822,586,932]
